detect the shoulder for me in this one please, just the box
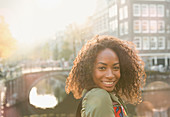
[81,88,114,117]
[86,88,110,99]
[83,88,111,109]
[84,88,112,104]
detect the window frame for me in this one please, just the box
[134,20,141,33]
[150,37,157,50]
[124,22,128,34]
[124,6,128,19]
[168,39,170,49]
[158,20,165,33]
[119,8,123,20]
[133,4,141,17]
[150,20,157,33]
[149,4,157,17]
[119,23,124,36]
[157,5,164,17]
[142,4,149,17]
[133,37,142,50]
[109,6,114,18]
[142,20,149,33]
[121,0,125,4]
[143,37,150,50]
[158,37,165,50]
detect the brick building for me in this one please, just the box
[92,0,170,71]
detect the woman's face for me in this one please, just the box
[93,48,121,92]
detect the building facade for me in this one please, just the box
[92,0,170,71]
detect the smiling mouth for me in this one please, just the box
[102,81,114,85]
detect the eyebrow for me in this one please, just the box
[97,62,120,66]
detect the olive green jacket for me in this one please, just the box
[81,88,128,117]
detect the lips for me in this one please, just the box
[102,81,116,87]
[102,81,114,85]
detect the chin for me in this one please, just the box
[104,87,115,92]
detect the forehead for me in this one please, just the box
[95,48,119,63]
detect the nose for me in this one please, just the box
[105,68,114,79]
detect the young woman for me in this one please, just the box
[65,35,146,117]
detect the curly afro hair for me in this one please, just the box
[65,35,146,104]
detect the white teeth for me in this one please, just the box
[103,82,113,85]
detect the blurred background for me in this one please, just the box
[0,0,170,117]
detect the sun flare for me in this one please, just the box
[29,87,58,109]
[0,0,97,50]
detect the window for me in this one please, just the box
[142,20,149,33]
[157,5,164,17]
[157,58,165,67]
[168,39,170,49]
[150,20,157,33]
[124,22,128,34]
[103,15,108,29]
[158,37,165,49]
[119,6,128,20]
[112,0,116,3]
[114,20,118,35]
[167,25,170,33]
[134,20,141,33]
[133,37,142,50]
[124,6,128,19]
[110,21,114,31]
[109,5,117,18]
[109,6,114,18]
[150,37,157,50]
[110,20,118,32]
[120,23,124,36]
[99,18,102,30]
[100,14,108,30]
[119,8,123,20]
[115,20,118,29]
[95,18,100,32]
[143,37,150,50]
[121,0,125,4]
[133,4,141,16]
[158,21,165,33]
[142,4,149,17]
[166,9,170,17]
[150,4,157,17]
[115,5,118,16]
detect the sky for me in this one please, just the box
[0,0,97,46]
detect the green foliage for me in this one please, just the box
[42,42,50,60]
[59,41,72,61]
[64,23,82,58]
[52,22,91,61]
[0,16,16,59]
[53,43,59,60]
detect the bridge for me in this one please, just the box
[1,66,81,117]
[1,65,170,117]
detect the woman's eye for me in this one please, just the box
[113,66,120,70]
[98,67,106,70]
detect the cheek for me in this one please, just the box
[93,70,98,80]
[116,71,121,80]
[93,70,103,81]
